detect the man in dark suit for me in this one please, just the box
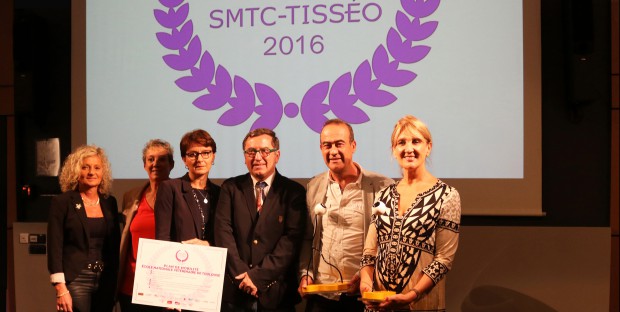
[215,128,307,312]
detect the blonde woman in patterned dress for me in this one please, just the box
[359,115,461,312]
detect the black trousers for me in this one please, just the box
[117,293,162,312]
[305,294,364,312]
[221,301,296,312]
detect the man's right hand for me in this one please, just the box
[297,275,314,298]
[236,272,258,298]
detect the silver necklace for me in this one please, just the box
[195,189,208,204]
[81,196,100,206]
[191,189,207,240]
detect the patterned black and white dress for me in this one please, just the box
[361,180,461,312]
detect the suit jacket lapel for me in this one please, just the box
[362,173,375,226]
[255,172,282,225]
[242,174,259,223]
[70,191,90,239]
[100,196,115,236]
[181,175,203,238]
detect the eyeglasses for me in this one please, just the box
[185,151,213,160]
[244,148,278,158]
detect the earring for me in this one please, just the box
[185,165,188,170]
[212,162,215,165]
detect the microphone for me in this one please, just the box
[303,202,345,295]
[372,201,389,215]
[303,203,325,284]
[311,203,343,283]
[358,201,390,299]
[314,203,327,216]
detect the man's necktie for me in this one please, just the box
[255,181,267,214]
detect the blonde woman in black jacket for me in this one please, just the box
[48,145,120,312]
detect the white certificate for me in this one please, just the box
[132,238,227,311]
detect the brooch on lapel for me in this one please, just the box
[75,203,82,210]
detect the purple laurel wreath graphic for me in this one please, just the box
[154,0,439,132]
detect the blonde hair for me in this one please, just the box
[59,145,113,196]
[391,115,433,148]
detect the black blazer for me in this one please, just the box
[155,173,220,244]
[47,190,120,310]
[215,171,307,310]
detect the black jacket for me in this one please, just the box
[155,173,221,244]
[47,190,120,311]
[215,171,307,310]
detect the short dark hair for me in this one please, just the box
[179,129,217,157]
[242,128,279,150]
[322,119,355,142]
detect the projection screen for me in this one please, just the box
[72,0,542,216]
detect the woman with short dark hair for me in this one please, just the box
[155,129,220,246]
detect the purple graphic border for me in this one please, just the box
[154,0,439,132]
